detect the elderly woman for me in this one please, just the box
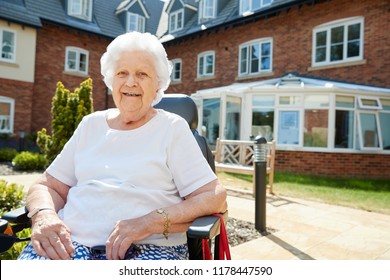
[18,32,227,260]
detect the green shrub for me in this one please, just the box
[37,78,93,164]
[12,152,47,171]
[0,180,25,215]
[0,180,28,260]
[0,148,18,162]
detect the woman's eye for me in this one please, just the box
[116,71,127,77]
[137,72,148,78]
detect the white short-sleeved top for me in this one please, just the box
[47,109,217,247]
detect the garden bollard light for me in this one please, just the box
[254,136,267,233]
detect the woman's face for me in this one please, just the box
[112,50,159,124]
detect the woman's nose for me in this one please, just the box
[125,74,137,86]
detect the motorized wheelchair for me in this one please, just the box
[0,94,229,260]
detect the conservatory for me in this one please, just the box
[192,73,390,154]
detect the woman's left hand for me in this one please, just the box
[105,216,151,260]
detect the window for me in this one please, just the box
[358,112,381,149]
[335,95,355,149]
[169,9,184,33]
[240,0,272,15]
[357,98,383,150]
[313,17,364,66]
[278,111,300,145]
[239,38,272,76]
[68,0,93,21]
[0,97,14,133]
[277,95,301,145]
[199,0,216,22]
[358,97,382,110]
[380,99,390,150]
[171,59,182,82]
[252,95,275,141]
[1,29,16,62]
[203,98,221,146]
[198,51,215,78]
[357,96,383,150]
[303,95,329,148]
[65,47,89,74]
[334,95,386,150]
[128,13,145,33]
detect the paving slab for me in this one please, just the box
[227,194,390,260]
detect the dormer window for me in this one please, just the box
[68,0,93,21]
[240,0,272,15]
[169,9,184,33]
[128,13,145,33]
[199,0,216,23]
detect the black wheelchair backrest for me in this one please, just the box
[154,94,215,173]
[154,93,198,130]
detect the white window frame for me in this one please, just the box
[356,96,383,150]
[68,0,93,21]
[197,51,215,78]
[357,97,382,110]
[65,47,89,75]
[127,12,145,33]
[249,92,389,152]
[312,17,364,67]
[0,96,15,133]
[0,28,16,63]
[275,94,303,147]
[357,111,383,150]
[199,0,216,23]
[169,9,184,33]
[171,59,182,82]
[240,0,273,15]
[239,38,273,76]
[334,95,356,150]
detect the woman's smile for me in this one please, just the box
[122,92,142,97]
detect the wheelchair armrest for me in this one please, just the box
[1,206,29,225]
[187,211,228,240]
[1,207,31,253]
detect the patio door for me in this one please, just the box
[223,95,242,140]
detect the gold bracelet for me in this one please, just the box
[156,209,170,240]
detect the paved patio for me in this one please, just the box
[228,193,390,260]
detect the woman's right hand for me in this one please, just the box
[30,210,74,260]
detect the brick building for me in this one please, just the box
[162,0,390,178]
[0,0,389,178]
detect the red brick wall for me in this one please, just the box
[0,78,33,134]
[276,150,390,179]
[31,21,114,132]
[164,0,390,94]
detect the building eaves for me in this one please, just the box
[0,1,41,27]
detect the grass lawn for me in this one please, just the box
[217,171,390,215]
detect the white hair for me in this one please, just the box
[100,32,172,105]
